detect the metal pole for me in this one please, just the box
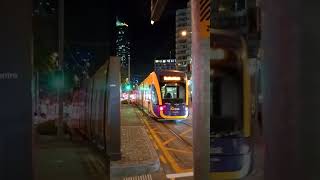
[128,57,131,82]
[36,71,40,123]
[191,0,210,179]
[57,0,64,138]
[108,57,121,160]
[262,0,320,179]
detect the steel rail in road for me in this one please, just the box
[162,122,193,148]
[136,105,193,148]
[134,105,193,173]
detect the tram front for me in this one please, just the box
[157,70,189,120]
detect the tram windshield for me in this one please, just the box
[161,83,186,104]
[210,69,243,137]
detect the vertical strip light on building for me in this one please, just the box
[199,0,211,39]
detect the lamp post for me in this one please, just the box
[181,30,188,37]
[191,0,210,179]
[57,0,64,138]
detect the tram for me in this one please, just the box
[69,58,120,159]
[137,70,189,120]
[209,30,253,179]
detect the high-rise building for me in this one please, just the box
[175,2,192,75]
[154,59,176,71]
[115,19,131,83]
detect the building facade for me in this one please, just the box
[175,2,192,75]
[115,19,131,83]
[154,59,176,71]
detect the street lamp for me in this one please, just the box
[151,20,155,25]
[181,30,187,37]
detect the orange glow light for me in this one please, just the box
[163,76,181,81]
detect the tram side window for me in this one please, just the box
[151,86,158,104]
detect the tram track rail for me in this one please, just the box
[137,105,193,149]
[134,105,193,173]
[162,122,193,148]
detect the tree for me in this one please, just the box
[34,46,57,73]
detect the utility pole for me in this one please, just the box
[57,0,64,138]
[36,71,40,122]
[128,57,131,82]
[191,0,210,179]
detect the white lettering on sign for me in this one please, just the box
[163,76,181,81]
[0,73,18,80]
[170,107,180,111]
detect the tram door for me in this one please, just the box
[209,32,252,179]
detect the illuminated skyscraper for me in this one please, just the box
[115,19,131,83]
[154,59,177,71]
[176,2,192,76]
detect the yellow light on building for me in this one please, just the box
[181,30,187,37]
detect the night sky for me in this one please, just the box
[65,0,189,78]
[110,0,189,77]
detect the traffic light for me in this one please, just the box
[121,82,132,92]
[50,70,64,90]
[125,83,132,91]
[125,84,131,91]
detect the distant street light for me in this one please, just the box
[125,84,132,91]
[181,30,187,37]
[51,71,64,90]
[151,20,155,25]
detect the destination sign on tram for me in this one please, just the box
[163,76,181,81]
